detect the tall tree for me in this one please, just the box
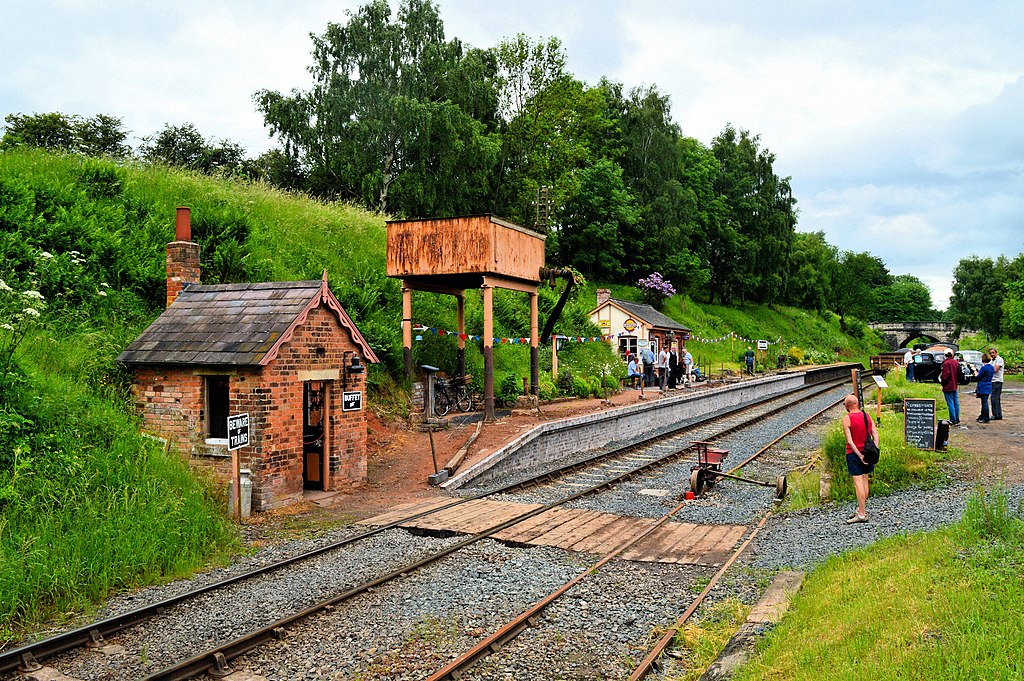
[140,123,245,173]
[787,231,838,311]
[710,125,795,304]
[949,255,1008,337]
[872,274,935,322]
[2,112,129,157]
[831,251,891,330]
[555,159,638,280]
[255,0,498,217]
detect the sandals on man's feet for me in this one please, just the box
[846,514,868,524]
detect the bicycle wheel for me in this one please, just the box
[433,389,451,417]
[456,387,473,412]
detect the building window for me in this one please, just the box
[205,375,230,443]
[619,337,637,357]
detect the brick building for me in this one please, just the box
[589,289,690,358]
[117,208,378,511]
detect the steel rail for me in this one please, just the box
[422,382,851,681]
[141,381,851,680]
[628,389,850,680]
[1,377,843,674]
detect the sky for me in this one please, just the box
[3,1,1023,310]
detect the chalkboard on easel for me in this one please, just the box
[904,398,936,450]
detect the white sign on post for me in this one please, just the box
[228,413,250,451]
[872,375,889,389]
[756,339,768,351]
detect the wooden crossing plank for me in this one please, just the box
[569,516,652,555]
[561,513,623,552]
[407,498,494,531]
[495,508,570,544]
[362,497,745,566]
[357,498,457,526]
[527,509,605,546]
[490,508,564,542]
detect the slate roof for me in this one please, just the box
[592,298,690,332]
[117,279,379,366]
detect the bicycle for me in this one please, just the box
[433,374,474,417]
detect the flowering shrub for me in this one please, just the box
[637,272,676,307]
[0,279,45,386]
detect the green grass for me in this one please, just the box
[730,486,1024,680]
[0,331,238,642]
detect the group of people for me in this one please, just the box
[849,345,1007,525]
[625,344,695,392]
[926,346,1004,425]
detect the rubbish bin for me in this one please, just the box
[936,420,950,451]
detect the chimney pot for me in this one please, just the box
[597,288,611,306]
[175,206,191,242]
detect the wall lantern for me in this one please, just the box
[343,351,365,389]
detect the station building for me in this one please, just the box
[588,289,691,358]
[117,208,378,511]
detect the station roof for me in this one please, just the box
[117,277,378,367]
[591,297,690,332]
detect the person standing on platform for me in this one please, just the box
[668,346,678,389]
[744,346,755,376]
[904,348,914,382]
[975,353,995,424]
[989,347,1004,420]
[642,344,655,388]
[658,344,670,392]
[683,348,694,385]
[842,393,878,524]
[939,348,960,426]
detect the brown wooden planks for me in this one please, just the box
[357,498,456,526]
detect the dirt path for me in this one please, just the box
[948,387,1024,483]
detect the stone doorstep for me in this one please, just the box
[698,570,806,681]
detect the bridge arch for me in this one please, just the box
[867,321,964,351]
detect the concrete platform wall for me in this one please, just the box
[444,373,806,492]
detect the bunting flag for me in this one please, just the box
[412,325,536,345]
[686,333,784,346]
[411,323,783,347]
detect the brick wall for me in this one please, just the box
[444,374,805,491]
[129,304,370,513]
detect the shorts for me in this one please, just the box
[846,453,874,476]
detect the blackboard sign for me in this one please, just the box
[904,398,936,450]
[227,412,250,451]
[342,391,363,412]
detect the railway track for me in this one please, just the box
[3,374,859,681]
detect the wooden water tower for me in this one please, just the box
[386,215,546,421]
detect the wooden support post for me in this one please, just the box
[483,285,495,421]
[402,285,413,380]
[456,294,466,378]
[851,367,859,407]
[530,291,539,395]
[551,335,558,381]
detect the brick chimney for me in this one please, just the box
[166,207,200,307]
[597,288,611,306]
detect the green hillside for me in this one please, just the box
[0,147,885,640]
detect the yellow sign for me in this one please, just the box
[623,318,637,332]
[598,319,611,330]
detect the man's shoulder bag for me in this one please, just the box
[862,412,880,465]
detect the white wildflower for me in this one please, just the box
[70,250,81,255]
[1,323,14,331]
[100,282,109,288]
[0,279,11,292]
[39,251,53,259]
[97,290,107,297]
[22,290,45,301]
[23,307,40,318]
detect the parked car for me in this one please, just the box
[913,351,974,384]
[959,350,984,373]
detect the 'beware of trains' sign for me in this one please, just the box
[228,413,250,451]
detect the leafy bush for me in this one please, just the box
[537,376,557,400]
[496,373,520,407]
[787,346,805,365]
[572,374,591,398]
[557,369,575,395]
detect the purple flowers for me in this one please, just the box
[638,272,675,306]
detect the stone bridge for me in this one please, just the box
[868,321,965,350]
